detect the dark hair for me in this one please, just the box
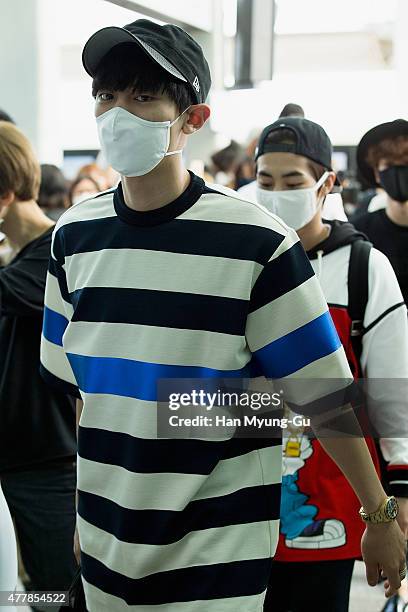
[263,128,327,180]
[38,164,68,208]
[92,43,195,113]
[0,108,15,124]
[211,141,245,173]
[279,103,305,119]
[365,135,408,169]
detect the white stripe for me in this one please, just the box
[268,228,299,261]
[55,192,115,229]
[279,346,353,405]
[64,322,250,370]
[77,445,282,511]
[40,335,77,386]
[180,192,288,235]
[44,272,73,319]
[247,277,328,351]
[64,248,260,299]
[78,457,208,511]
[389,480,408,485]
[78,515,278,580]
[202,184,294,239]
[79,394,158,438]
[82,577,265,612]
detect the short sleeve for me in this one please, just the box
[40,230,80,398]
[245,230,353,413]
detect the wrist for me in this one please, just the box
[360,492,388,515]
[360,495,399,524]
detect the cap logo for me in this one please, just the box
[192,76,200,93]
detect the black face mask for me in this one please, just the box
[379,165,408,203]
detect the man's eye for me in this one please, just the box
[287,184,304,189]
[97,92,113,102]
[134,95,152,102]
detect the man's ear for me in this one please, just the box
[0,191,15,213]
[182,104,211,135]
[322,172,336,196]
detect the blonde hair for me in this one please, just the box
[0,121,41,201]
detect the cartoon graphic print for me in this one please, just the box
[281,431,346,549]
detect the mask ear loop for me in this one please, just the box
[314,171,331,192]
[315,171,333,212]
[165,107,191,158]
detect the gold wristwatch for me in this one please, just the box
[359,496,399,524]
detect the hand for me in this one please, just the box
[396,498,408,539]
[73,525,80,565]
[361,521,407,598]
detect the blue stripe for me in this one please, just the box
[254,311,341,378]
[42,307,68,347]
[66,354,255,401]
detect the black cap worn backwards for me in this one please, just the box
[357,119,408,187]
[255,117,334,169]
[82,19,211,105]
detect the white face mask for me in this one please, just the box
[96,106,185,177]
[256,171,330,230]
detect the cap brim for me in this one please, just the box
[357,120,408,187]
[82,26,187,83]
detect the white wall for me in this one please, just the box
[106,0,213,31]
[0,0,40,147]
[210,69,400,146]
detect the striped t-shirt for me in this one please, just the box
[40,172,351,612]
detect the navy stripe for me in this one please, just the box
[78,483,281,545]
[70,287,248,335]
[81,553,271,605]
[67,353,253,401]
[55,216,284,265]
[42,307,68,346]
[254,311,341,378]
[78,426,281,475]
[39,364,81,399]
[249,241,314,311]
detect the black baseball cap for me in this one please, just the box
[255,117,340,187]
[82,19,211,105]
[357,119,408,187]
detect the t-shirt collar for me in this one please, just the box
[113,171,204,226]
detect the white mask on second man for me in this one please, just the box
[256,171,330,230]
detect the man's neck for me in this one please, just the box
[298,218,331,253]
[386,198,408,227]
[122,157,191,212]
[2,200,54,251]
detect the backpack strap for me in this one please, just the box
[347,239,372,365]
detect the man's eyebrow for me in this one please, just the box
[281,171,306,179]
[257,170,306,179]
